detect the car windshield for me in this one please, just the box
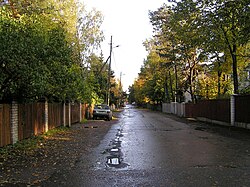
[94,105,110,110]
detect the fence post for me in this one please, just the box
[44,99,48,132]
[230,94,236,126]
[181,102,185,117]
[79,103,82,123]
[68,102,71,127]
[11,101,18,144]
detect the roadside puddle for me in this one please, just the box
[83,126,98,128]
[107,156,120,166]
[104,128,129,169]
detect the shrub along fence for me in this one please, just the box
[0,101,88,147]
[162,94,250,130]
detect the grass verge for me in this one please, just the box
[0,126,70,157]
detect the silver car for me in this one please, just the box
[93,104,112,121]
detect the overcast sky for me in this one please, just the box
[82,0,167,91]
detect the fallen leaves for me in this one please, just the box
[0,121,114,185]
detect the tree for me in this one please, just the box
[86,53,108,104]
[0,0,105,103]
[128,85,136,104]
[141,0,250,104]
[149,2,206,103]
[193,0,250,94]
[77,6,104,65]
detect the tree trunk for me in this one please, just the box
[232,44,238,94]
[164,73,170,103]
[217,58,222,97]
[169,71,174,101]
[220,24,239,94]
[174,64,178,90]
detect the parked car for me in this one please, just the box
[93,104,112,121]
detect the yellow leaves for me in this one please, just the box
[144,97,150,103]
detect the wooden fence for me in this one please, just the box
[48,103,63,130]
[71,103,80,124]
[185,99,230,123]
[162,94,250,129]
[0,101,88,147]
[18,102,45,140]
[235,95,250,123]
[0,104,11,147]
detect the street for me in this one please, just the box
[41,106,250,187]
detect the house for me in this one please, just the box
[239,64,250,92]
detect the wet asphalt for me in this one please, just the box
[42,105,250,187]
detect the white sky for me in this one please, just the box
[82,0,167,91]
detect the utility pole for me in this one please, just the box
[119,72,122,108]
[107,36,113,106]
[106,36,119,106]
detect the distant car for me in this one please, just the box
[93,104,112,121]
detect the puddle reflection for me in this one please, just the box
[104,128,129,169]
[107,156,120,166]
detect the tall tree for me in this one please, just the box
[197,0,250,94]
[0,0,104,102]
[149,2,206,103]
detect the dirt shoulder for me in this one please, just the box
[0,119,118,186]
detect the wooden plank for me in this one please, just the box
[48,103,63,129]
[71,103,80,124]
[0,104,11,147]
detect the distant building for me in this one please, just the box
[239,64,250,92]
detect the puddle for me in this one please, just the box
[103,147,121,155]
[193,165,208,168]
[116,132,124,137]
[104,128,129,169]
[114,137,120,142]
[111,139,122,147]
[195,126,208,131]
[84,126,98,128]
[111,148,119,152]
[107,156,120,166]
[106,156,129,168]
[198,136,209,139]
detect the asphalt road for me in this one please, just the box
[42,106,250,187]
